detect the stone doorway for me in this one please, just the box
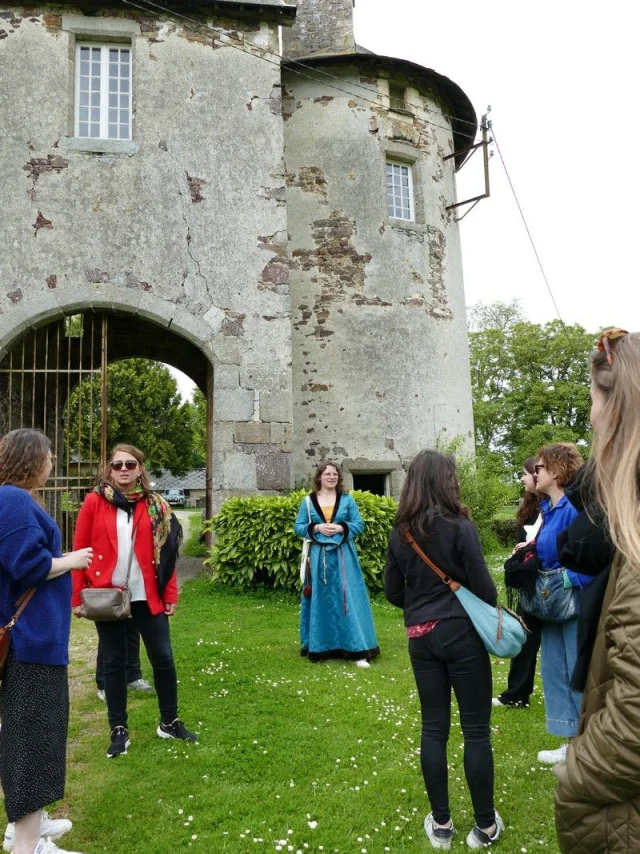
[0,310,212,549]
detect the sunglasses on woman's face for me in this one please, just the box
[110,460,138,471]
[534,464,545,474]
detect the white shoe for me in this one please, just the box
[33,838,83,854]
[4,813,72,851]
[96,688,106,702]
[537,743,568,764]
[466,811,504,848]
[491,697,505,707]
[355,659,371,668]
[424,813,454,849]
[127,678,154,693]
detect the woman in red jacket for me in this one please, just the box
[72,443,197,758]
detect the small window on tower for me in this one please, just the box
[352,473,389,496]
[389,84,406,112]
[386,160,414,221]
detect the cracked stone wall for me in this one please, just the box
[0,5,293,508]
[283,64,474,492]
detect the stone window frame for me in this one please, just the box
[342,459,404,497]
[383,143,426,228]
[59,15,141,156]
[386,159,414,222]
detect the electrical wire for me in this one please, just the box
[119,0,478,142]
[491,127,568,334]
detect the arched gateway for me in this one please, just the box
[1,0,477,530]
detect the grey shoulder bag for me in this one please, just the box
[80,520,139,622]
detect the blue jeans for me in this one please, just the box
[541,618,582,736]
[409,617,496,829]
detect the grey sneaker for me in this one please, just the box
[96,688,106,702]
[424,813,454,850]
[128,678,154,693]
[466,811,504,848]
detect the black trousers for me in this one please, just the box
[96,619,142,690]
[95,601,178,730]
[497,605,542,705]
[409,617,495,829]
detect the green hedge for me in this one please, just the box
[204,490,397,594]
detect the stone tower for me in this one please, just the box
[282,0,355,58]
[282,0,477,493]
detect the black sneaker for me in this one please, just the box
[106,726,130,758]
[157,718,198,742]
[466,811,504,848]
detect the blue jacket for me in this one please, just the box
[0,485,70,666]
[537,495,590,587]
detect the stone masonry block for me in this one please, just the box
[259,390,292,423]
[270,422,293,452]
[214,364,240,389]
[233,422,271,444]
[222,453,257,490]
[256,452,293,490]
[214,388,254,422]
[240,360,285,391]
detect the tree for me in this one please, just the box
[468,302,595,468]
[184,388,207,468]
[66,359,196,475]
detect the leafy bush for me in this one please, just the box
[491,517,519,546]
[204,490,397,594]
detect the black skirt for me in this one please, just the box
[0,652,69,823]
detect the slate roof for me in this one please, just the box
[151,469,207,492]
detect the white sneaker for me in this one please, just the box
[424,813,455,849]
[4,813,72,851]
[491,697,505,707]
[33,838,83,854]
[96,688,106,702]
[355,659,371,668]
[537,743,568,764]
[127,678,154,693]
[466,810,504,848]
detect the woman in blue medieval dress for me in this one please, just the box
[294,461,380,666]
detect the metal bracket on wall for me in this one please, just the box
[444,111,493,222]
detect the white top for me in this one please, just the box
[111,508,147,601]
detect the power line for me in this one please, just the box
[120,0,478,142]
[490,127,568,334]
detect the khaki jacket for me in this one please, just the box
[555,556,640,853]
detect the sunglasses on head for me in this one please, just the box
[597,328,628,366]
[110,460,138,471]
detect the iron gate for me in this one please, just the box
[0,313,108,550]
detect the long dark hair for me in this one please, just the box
[395,450,469,542]
[516,457,540,527]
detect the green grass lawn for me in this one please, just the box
[52,557,561,853]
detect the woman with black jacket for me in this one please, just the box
[385,450,504,851]
[493,457,543,707]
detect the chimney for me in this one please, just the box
[283,0,356,59]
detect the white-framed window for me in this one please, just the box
[75,43,131,140]
[386,160,414,221]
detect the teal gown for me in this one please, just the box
[294,491,380,662]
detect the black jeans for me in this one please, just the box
[497,606,542,705]
[95,601,178,730]
[96,619,142,690]
[409,617,495,829]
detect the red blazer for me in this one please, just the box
[71,492,178,614]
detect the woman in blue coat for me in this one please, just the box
[294,462,380,666]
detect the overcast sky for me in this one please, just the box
[355,0,639,332]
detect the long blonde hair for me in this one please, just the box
[590,332,640,567]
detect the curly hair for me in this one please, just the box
[0,429,52,492]
[312,461,346,494]
[98,443,153,497]
[516,457,541,527]
[537,442,584,489]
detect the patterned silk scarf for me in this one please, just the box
[95,482,173,568]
